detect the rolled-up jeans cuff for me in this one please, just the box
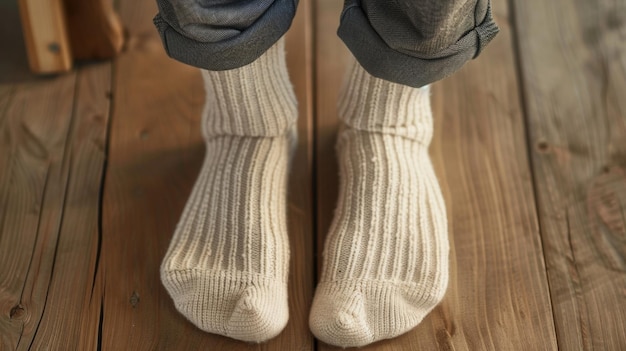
[154,0,298,71]
[338,2,500,88]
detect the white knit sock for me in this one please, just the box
[161,38,296,343]
[309,61,449,347]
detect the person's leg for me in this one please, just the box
[310,0,498,347]
[154,1,298,343]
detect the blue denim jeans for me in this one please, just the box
[154,0,499,87]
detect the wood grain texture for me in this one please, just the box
[99,0,314,349]
[17,0,72,73]
[0,63,110,350]
[0,73,77,349]
[512,0,626,349]
[314,0,558,349]
[26,64,112,350]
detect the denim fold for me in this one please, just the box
[338,0,499,87]
[153,0,499,86]
[154,0,298,71]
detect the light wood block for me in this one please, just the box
[18,0,73,73]
[18,0,124,74]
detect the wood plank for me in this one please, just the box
[26,63,112,350]
[512,0,626,349]
[18,0,72,73]
[100,0,314,349]
[314,0,558,349]
[0,74,77,349]
[284,0,316,348]
[1,3,110,347]
[313,0,352,275]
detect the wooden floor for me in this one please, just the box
[1,0,625,349]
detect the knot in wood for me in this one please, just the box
[10,304,25,319]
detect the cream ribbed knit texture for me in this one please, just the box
[161,38,296,343]
[309,61,449,347]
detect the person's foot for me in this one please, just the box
[160,38,297,343]
[309,61,449,347]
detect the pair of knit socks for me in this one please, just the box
[160,38,449,348]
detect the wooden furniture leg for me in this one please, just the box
[64,0,124,60]
[18,0,73,73]
[18,0,124,74]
